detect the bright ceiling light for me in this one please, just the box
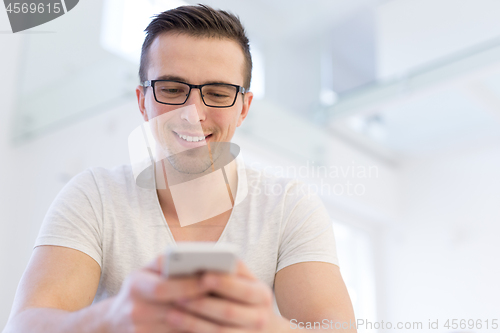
[320,89,338,106]
[347,113,387,142]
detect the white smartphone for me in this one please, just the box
[162,242,238,277]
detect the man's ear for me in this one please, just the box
[136,85,149,122]
[237,91,253,127]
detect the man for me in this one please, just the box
[4,5,356,333]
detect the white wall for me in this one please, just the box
[373,2,500,329]
[381,143,500,332]
[264,35,323,117]
[0,24,26,327]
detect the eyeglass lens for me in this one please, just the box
[154,81,237,107]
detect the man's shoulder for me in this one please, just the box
[86,164,132,182]
[71,164,136,194]
[87,164,133,180]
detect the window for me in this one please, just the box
[333,221,378,332]
[101,0,188,64]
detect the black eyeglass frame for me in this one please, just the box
[142,80,247,108]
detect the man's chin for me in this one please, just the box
[166,154,214,175]
[162,140,228,174]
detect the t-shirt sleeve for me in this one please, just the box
[34,169,103,268]
[276,181,339,272]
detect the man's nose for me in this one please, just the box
[181,89,207,123]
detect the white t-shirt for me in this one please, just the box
[35,163,339,303]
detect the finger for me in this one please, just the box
[166,308,242,333]
[149,322,176,333]
[235,260,257,280]
[130,300,173,323]
[128,270,207,303]
[201,273,273,306]
[177,296,266,329]
[145,254,164,274]
[151,321,186,333]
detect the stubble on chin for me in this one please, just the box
[166,139,228,175]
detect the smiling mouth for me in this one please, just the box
[174,131,212,142]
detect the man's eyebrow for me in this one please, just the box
[154,75,235,85]
[155,75,187,82]
[203,80,235,85]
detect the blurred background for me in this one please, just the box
[1,0,500,331]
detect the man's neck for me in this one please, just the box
[155,158,238,229]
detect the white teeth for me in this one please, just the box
[175,132,205,142]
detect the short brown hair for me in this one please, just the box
[139,4,252,90]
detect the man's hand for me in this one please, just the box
[164,260,288,333]
[103,255,209,333]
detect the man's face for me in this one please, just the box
[136,33,253,174]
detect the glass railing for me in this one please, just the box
[328,36,500,119]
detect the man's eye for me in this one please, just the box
[207,92,229,98]
[162,88,181,94]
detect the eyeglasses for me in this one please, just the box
[142,80,247,108]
